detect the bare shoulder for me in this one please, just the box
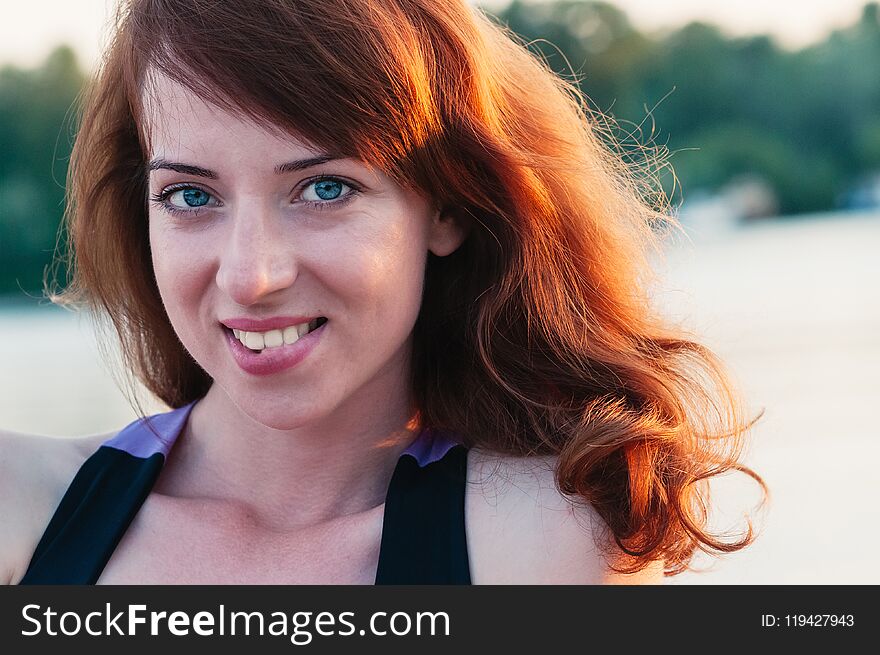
[0,427,111,584]
[465,447,664,584]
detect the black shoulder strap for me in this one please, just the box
[19,447,164,585]
[374,445,471,585]
[21,442,472,585]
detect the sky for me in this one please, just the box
[0,0,872,70]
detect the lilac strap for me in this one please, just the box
[402,427,462,466]
[102,401,197,458]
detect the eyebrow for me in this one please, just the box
[147,155,344,179]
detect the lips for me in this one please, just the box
[223,318,328,376]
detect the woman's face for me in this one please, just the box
[143,72,465,429]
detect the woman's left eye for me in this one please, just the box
[299,177,358,209]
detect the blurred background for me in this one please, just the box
[0,0,877,583]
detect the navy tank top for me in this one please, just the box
[19,402,471,585]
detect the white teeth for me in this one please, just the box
[232,320,322,351]
[264,329,284,348]
[243,331,265,350]
[282,325,301,345]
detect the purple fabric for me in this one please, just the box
[102,401,460,466]
[102,401,196,458]
[402,428,462,466]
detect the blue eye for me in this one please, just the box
[180,188,210,207]
[150,185,218,216]
[168,187,213,208]
[304,179,345,202]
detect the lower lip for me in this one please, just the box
[224,322,327,376]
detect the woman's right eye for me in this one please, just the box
[150,185,219,216]
[166,187,216,209]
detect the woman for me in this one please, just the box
[2,0,764,584]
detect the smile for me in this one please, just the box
[232,317,328,352]
[223,318,328,376]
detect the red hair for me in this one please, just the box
[50,0,766,575]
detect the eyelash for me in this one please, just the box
[148,176,360,218]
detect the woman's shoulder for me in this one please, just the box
[465,447,664,584]
[0,427,112,584]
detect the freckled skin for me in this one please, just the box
[144,71,466,433]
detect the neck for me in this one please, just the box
[154,381,421,531]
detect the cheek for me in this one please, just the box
[150,226,183,300]
[336,223,428,323]
[149,223,211,335]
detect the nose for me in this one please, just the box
[215,202,297,306]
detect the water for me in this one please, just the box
[658,211,880,583]
[0,304,167,437]
[1,210,878,583]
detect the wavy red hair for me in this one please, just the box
[50,0,767,576]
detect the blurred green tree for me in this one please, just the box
[491,1,880,218]
[0,45,84,296]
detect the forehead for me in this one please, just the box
[140,70,318,158]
